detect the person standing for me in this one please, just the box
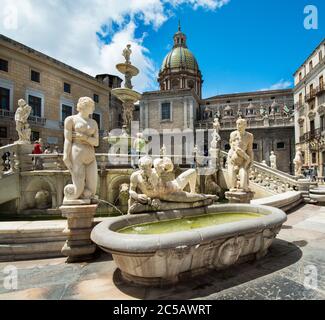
[32,140,43,169]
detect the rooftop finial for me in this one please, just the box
[178,19,181,32]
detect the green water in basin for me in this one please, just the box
[118,212,264,235]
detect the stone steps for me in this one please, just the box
[251,191,303,212]
[0,217,114,262]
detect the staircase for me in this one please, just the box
[220,150,317,207]
[0,144,33,206]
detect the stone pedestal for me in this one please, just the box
[60,204,97,263]
[225,190,255,204]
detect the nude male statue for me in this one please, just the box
[128,156,215,214]
[15,99,32,143]
[227,118,254,192]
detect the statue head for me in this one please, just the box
[77,97,95,118]
[127,44,131,49]
[136,132,143,139]
[271,151,275,155]
[154,157,174,176]
[236,118,247,133]
[138,156,153,175]
[18,99,27,108]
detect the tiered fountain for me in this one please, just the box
[103,44,142,151]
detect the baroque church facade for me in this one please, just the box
[140,25,295,173]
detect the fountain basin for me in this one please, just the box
[111,88,142,103]
[91,204,287,286]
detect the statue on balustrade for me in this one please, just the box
[227,118,254,192]
[128,156,216,214]
[63,97,99,204]
[293,147,304,177]
[270,151,277,170]
[15,99,32,144]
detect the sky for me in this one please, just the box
[0,0,324,98]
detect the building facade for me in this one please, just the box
[140,26,295,173]
[200,89,295,173]
[294,39,325,177]
[0,35,123,151]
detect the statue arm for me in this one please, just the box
[129,174,149,204]
[246,135,254,168]
[85,119,99,147]
[129,174,140,201]
[63,117,73,171]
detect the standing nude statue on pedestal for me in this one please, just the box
[270,151,277,170]
[63,97,99,203]
[293,147,304,177]
[227,118,254,192]
[15,99,32,144]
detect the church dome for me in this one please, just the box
[161,47,199,72]
[158,21,203,98]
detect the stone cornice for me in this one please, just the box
[205,89,293,102]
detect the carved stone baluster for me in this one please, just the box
[12,152,20,173]
[0,155,4,179]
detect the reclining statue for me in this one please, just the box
[128,156,217,214]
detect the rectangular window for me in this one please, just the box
[0,127,7,138]
[64,82,71,94]
[0,58,8,72]
[31,70,40,83]
[31,131,40,142]
[321,115,325,132]
[312,152,317,164]
[309,60,313,71]
[310,120,315,134]
[319,50,323,61]
[320,75,324,90]
[253,143,258,150]
[0,87,10,110]
[161,102,171,121]
[276,142,285,150]
[299,93,303,105]
[299,72,302,81]
[28,95,42,117]
[61,104,72,122]
[92,113,101,129]
[93,94,99,103]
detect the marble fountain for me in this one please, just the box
[91,154,287,286]
[52,45,287,283]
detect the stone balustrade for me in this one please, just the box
[0,144,19,178]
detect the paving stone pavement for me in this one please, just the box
[0,204,325,300]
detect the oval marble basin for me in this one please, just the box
[91,204,287,286]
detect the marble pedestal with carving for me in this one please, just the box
[60,204,97,263]
[225,190,255,204]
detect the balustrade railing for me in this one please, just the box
[0,109,15,119]
[0,144,19,178]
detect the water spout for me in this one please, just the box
[98,199,126,216]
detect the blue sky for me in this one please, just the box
[137,0,325,97]
[0,0,324,97]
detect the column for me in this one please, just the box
[184,99,188,129]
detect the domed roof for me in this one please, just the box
[161,47,199,72]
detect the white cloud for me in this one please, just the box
[260,79,292,91]
[0,0,230,92]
